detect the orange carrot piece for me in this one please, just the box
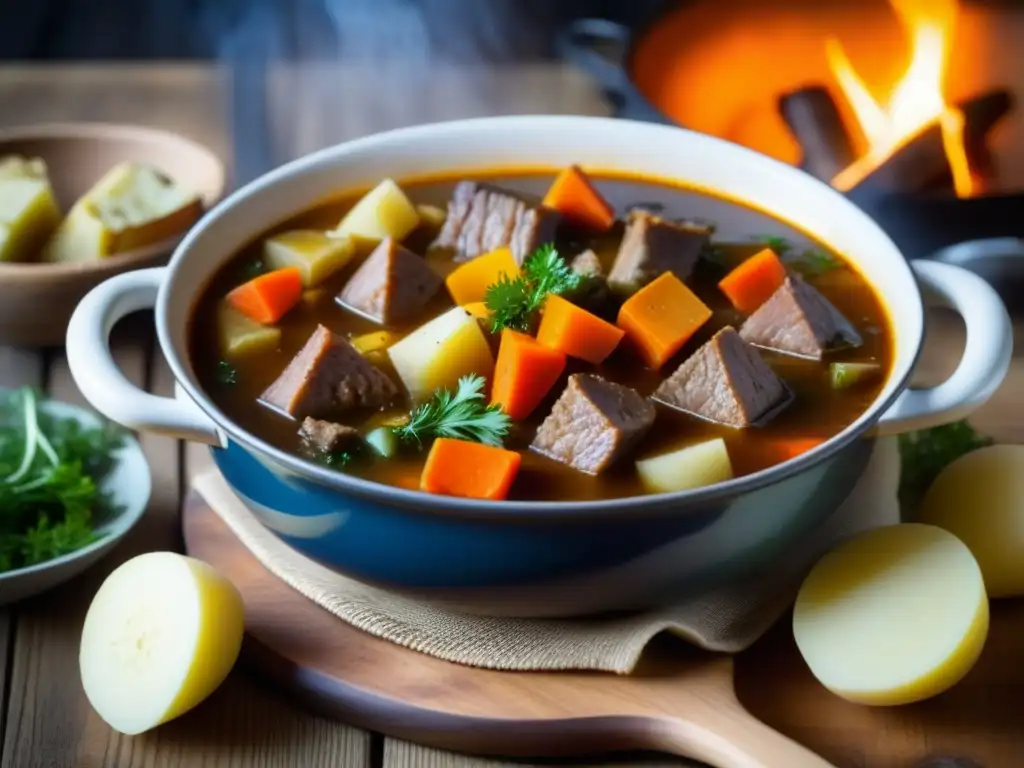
[764,438,826,464]
[445,246,521,306]
[542,165,616,232]
[617,272,712,369]
[226,267,303,324]
[420,438,522,501]
[536,294,624,364]
[718,248,787,314]
[491,329,567,420]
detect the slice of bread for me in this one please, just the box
[43,162,202,263]
[0,155,62,263]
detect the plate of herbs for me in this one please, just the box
[0,386,150,604]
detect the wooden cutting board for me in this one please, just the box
[182,491,1024,768]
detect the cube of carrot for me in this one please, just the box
[420,438,522,501]
[542,165,616,232]
[444,246,520,306]
[491,329,567,419]
[536,294,624,364]
[718,248,787,314]
[617,272,712,369]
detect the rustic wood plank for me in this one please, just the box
[0,64,227,161]
[0,345,47,756]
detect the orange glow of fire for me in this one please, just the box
[827,0,975,197]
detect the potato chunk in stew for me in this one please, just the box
[387,306,495,402]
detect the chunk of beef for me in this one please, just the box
[653,327,790,428]
[260,325,398,419]
[509,205,562,265]
[607,210,712,294]
[337,237,442,324]
[299,417,361,453]
[432,181,562,264]
[739,275,862,360]
[531,374,655,475]
[570,248,604,279]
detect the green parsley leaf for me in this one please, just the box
[393,375,511,447]
[216,360,237,385]
[484,243,581,333]
[240,258,266,282]
[0,387,126,572]
[484,273,535,333]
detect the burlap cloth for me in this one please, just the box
[192,437,901,674]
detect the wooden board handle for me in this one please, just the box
[648,706,836,767]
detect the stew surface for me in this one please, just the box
[190,169,892,502]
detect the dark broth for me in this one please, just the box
[190,171,892,501]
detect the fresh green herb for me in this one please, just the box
[829,362,882,390]
[788,249,841,276]
[0,388,126,572]
[760,235,793,256]
[305,447,361,469]
[898,420,992,515]
[240,258,266,282]
[216,360,237,385]
[756,235,841,276]
[700,242,726,265]
[484,243,581,332]
[394,375,511,448]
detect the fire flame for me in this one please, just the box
[827,0,974,196]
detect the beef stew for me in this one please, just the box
[190,167,892,502]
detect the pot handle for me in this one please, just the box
[873,259,1013,435]
[557,19,672,125]
[66,267,224,445]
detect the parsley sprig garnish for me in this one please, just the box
[0,387,125,572]
[484,243,581,333]
[393,375,511,447]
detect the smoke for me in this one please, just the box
[199,0,633,178]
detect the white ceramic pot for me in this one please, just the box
[61,117,1013,616]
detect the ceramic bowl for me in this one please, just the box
[0,394,150,605]
[0,122,224,347]
[64,117,1013,617]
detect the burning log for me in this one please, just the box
[778,86,857,182]
[779,87,1014,194]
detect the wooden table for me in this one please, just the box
[0,63,1021,768]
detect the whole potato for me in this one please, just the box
[917,444,1024,598]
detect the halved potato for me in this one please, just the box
[79,552,244,735]
[0,155,61,262]
[636,438,733,494]
[387,306,494,401]
[331,179,419,244]
[263,230,356,287]
[43,162,202,263]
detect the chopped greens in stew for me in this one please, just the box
[190,166,891,502]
